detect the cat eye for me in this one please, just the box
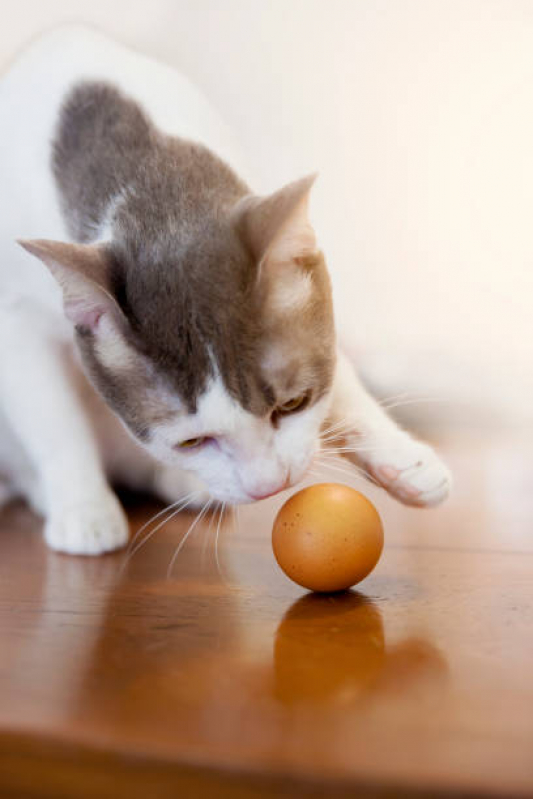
[275,393,310,416]
[176,436,207,450]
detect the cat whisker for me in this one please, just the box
[201,502,217,570]
[121,491,200,572]
[376,391,413,407]
[320,418,354,438]
[315,454,364,476]
[320,434,350,446]
[314,453,360,473]
[214,502,226,580]
[314,454,382,488]
[319,451,372,469]
[320,427,369,445]
[380,397,448,412]
[334,455,383,488]
[320,417,345,434]
[321,444,396,456]
[321,413,357,432]
[377,391,446,410]
[319,466,375,488]
[320,424,346,439]
[126,491,198,554]
[167,498,212,579]
[321,447,369,456]
[320,443,376,455]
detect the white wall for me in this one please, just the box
[1,0,532,426]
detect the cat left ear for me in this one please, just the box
[235,173,318,269]
[18,239,126,333]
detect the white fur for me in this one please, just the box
[0,26,451,554]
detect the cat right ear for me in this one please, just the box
[18,239,127,333]
[234,174,318,269]
[233,174,319,312]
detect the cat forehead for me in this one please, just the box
[168,375,254,438]
[112,225,266,414]
[86,269,333,425]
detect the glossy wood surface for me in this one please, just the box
[1,431,533,798]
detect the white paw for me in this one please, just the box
[358,436,452,507]
[45,491,129,555]
[152,464,211,510]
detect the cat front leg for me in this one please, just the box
[0,299,129,554]
[324,349,452,507]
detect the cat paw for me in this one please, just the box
[152,464,211,510]
[44,491,129,555]
[359,437,452,507]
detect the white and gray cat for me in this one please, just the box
[0,26,451,555]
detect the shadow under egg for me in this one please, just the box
[273,591,386,704]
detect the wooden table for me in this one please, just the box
[1,432,532,798]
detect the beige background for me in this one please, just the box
[1,0,532,427]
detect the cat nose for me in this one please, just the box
[249,478,290,501]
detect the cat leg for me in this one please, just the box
[0,299,128,554]
[0,406,46,514]
[325,350,451,507]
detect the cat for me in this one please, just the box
[0,25,451,555]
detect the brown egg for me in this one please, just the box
[272,483,384,592]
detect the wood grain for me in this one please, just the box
[0,433,532,798]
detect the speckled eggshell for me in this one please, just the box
[272,483,384,592]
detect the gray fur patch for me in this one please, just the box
[52,81,335,420]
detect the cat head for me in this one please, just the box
[19,175,336,503]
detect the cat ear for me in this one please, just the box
[235,173,318,268]
[18,239,126,332]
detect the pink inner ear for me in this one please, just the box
[64,299,104,330]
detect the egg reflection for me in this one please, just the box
[273,592,448,706]
[274,591,385,704]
